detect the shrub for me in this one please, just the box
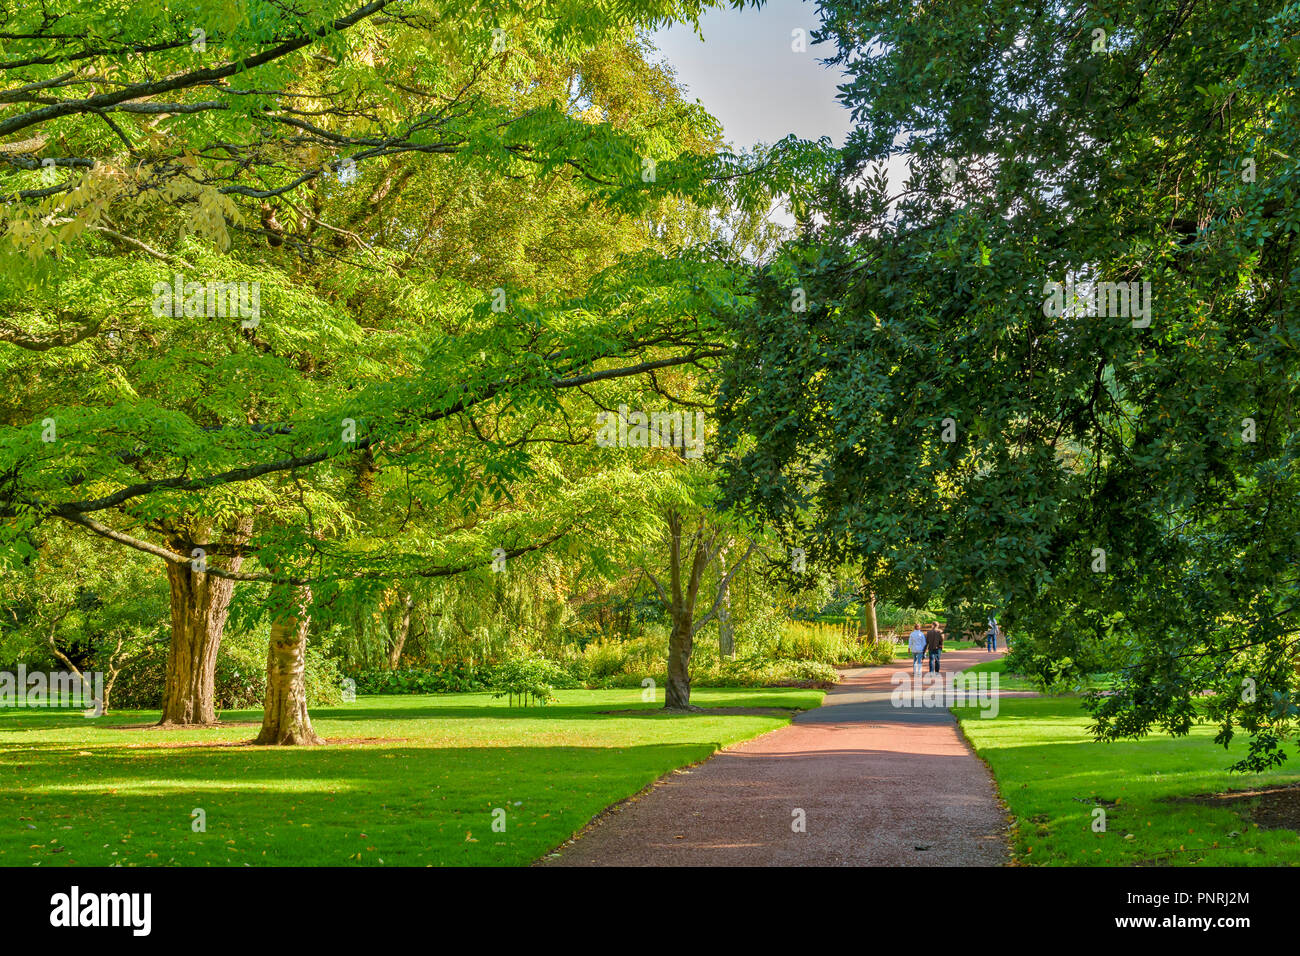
[858,637,895,666]
[339,617,868,698]
[592,655,840,691]
[108,648,167,710]
[696,656,839,689]
[775,620,876,665]
[489,656,579,706]
[734,606,787,655]
[1003,643,1089,694]
[578,639,632,680]
[214,645,264,710]
[351,662,490,695]
[304,646,345,706]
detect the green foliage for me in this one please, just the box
[568,636,664,683]
[490,656,581,706]
[0,0,815,718]
[772,620,869,665]
[347,613,870,696]
[592,654,839,691]
[691,656,838,689]
[351,663,490,696]
[719,0,1300,769]
[110,627,343,710]
[1001,645,1086,696]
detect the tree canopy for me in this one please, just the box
[717,0,1299,768]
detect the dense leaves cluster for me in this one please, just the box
[718,0,1299,769]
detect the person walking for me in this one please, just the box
[925,621,944,673]
[908,624,927,676]
[985,616,1001,652]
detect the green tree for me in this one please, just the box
[2,0,822,740]
[0,529,165,713]
[719,0,1299,768]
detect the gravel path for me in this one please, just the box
[540,646,1013,866]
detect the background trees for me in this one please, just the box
[1,0,840,735]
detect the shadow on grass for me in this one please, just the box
[0,741,737,866]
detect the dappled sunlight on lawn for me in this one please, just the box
[0,686,821,866]
[957,696,1300,865]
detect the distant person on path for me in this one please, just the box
[925,622,944,673]
[985,617,1002,652]
[908,624,928,676]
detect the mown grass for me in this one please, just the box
[955,695,1300,865]
[1,686,822,867]
[958,657,1040,691]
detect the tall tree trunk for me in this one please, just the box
[863,577,880,643]
[159,566,233,725]
[717,549,736,659]
[386,593,414,670]
[661,509,708,710]
[666,606,695,709]
[255,588,322,746]
[651,513,754,711]
[158,518,251,726]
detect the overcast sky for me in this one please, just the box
[649,0,853,151]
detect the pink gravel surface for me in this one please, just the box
[540,647,1013,866]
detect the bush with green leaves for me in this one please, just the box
[1002,634,1118,696]
[351,663,490,695]
[775,621,866,664]
[490,656,580,706]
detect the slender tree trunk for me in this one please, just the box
[255,588,322,745]
[661,509,710,710]
[101,638,126,715]
[386,594,414,670]
[652,513,752,711]
[863,579,880,643]
[158,519,251,726]
[717,549,735,659]
[718,608,735,659]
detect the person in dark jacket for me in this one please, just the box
[924,622,944,673]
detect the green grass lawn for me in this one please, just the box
[959,657,1040,692]
[1,686,822,867]
[955,695,1300,865]
[959,657,1116,693]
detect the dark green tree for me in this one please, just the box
[718,0,1299,769]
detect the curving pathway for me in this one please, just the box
[540,646,1013,866]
